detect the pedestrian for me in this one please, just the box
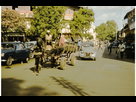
[98,40,103,51]
[107,41,112,55]
[118,42,125,58]
[33,37,44,76]
[77,39,82,51]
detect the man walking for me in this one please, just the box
[77,39,82,51]
[98,40,103,51]
[118,42,125,58]
[107,41,112,55]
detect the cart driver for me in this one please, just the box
[47,33,64,56]
[55,34,65,55]
[45,30,53,51]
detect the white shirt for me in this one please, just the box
[118,44,125,52]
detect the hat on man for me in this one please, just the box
[47,30,50,33]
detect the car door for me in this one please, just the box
[15,45,29,59]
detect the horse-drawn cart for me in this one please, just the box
[43,41,77,70]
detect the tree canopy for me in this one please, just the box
[27,6,67,38]
[69,7,95,37]
[95,20,118,41]
[1,8,26,33]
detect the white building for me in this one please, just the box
[82,22,97,42]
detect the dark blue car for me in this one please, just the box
[1,42,31,66]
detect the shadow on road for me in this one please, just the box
[2,78,58,96]
[51,76,90,96]
[102,45,135,63]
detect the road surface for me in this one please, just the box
[1,45,135,96]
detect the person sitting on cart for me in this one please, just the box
[47,33,65,57]
[56,34,65,55]
[45,30,53,51]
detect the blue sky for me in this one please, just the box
[87,6,135,30]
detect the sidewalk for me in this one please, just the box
[102,45,135,63]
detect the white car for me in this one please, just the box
[79,42,97,60]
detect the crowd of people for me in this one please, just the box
[77,39,127,59]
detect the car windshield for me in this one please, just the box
[1,43,15,50]
[81,42,94,47]
[24,43,34,48]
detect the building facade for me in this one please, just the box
[124,8,135,36]
[1,6,86,42]
[123,8,135,42]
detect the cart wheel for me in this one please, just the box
[60,57,66,70]
[71,53,76,66]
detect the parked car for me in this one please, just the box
[79,41,97,60]
[1,42,31,66]
[24,41,37,58]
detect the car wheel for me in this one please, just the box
[6,56,13,66]
[78,56,81,60]
[94,57,96,61]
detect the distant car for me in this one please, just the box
[79,41,97,60]
[24,41,37,58]
[1,42,31,66]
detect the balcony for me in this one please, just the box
[64,14,73,20]
[19,10,34,18]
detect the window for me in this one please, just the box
[12,6,18,10]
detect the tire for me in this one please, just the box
[6,56,13,66]
[71,53,76,66]
[60,57,66,70]
[78,56,81,60]
[94,57,96,61]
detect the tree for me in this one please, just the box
[27,6,67,38]
[95,20,118,41]
[69,7,95,37]
[1,8,26,33]
[95,23,108,40]
[84,33,93,40]
[106,20,118,40]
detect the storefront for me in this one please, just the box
[2,32,26,42]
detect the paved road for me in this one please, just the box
[1,45,135,96]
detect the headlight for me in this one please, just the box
[1,53,5,57]
[91,52,94,54]
[81,51,84,54]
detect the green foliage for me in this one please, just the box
[84,33,93,39]
[1,8,26,33]
[69,7,95,37]
[95,20,118,40]
[27,6,67,38]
